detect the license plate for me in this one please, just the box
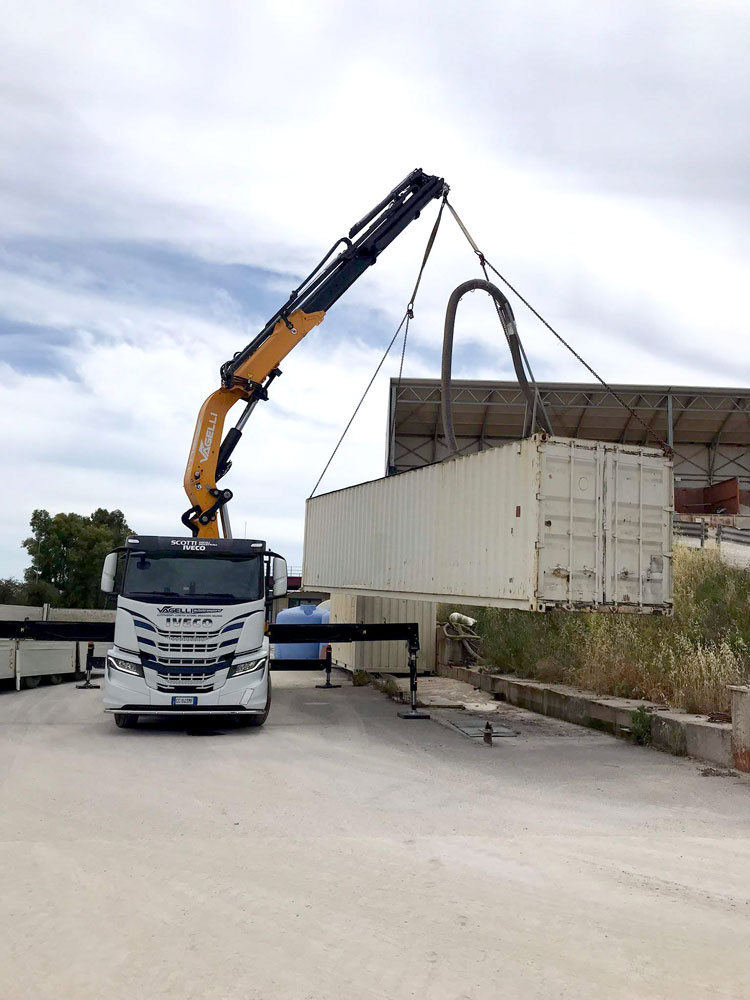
[172,696,197,706]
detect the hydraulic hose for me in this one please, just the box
[440,278,553,456]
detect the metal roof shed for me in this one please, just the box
[387,379,750,491]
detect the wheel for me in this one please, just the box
[238,676,271,728]
[114,713,138,729]
[21,675,41,689]
[48,674,63,685]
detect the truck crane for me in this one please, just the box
[182,168,447,539]
[98,169,447,728]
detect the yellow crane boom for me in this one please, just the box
[182,168,447,538]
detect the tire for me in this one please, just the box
[238,675,272,728]
[114,713,138,729]
[48,674,63,685]
[21,675,41,690]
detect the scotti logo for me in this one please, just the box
[198,411,218,462]
[170,539,216,551]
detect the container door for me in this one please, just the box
[603,447,672,608]
[537,440,603,606]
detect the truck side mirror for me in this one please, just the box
[272,556,288,599]
[101,551,118,594]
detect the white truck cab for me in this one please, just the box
[100,535,287,729]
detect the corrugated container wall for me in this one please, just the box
[304,436,673,613]
[329,594,436,673]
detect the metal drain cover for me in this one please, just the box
[448,720,518,739]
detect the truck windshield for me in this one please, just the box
[122,552,263,604]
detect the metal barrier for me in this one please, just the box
[0,621,116,641]
[269,621,427,719]
[0,620,428,720]
[673,520,707,544]
[718,525,750,547]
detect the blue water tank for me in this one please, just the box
[274,603,325,659]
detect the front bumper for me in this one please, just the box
[104,706,265,716]
[103,656,269,714]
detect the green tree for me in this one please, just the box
[24,578,62,607]
[0,575,61,607]
[0,577,26,605]
[22,508,133,608]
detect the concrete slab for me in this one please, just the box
[437,663,734,767]
[392,674,503,710]
[2,677,750,999]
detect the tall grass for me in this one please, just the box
[442,547,750,715]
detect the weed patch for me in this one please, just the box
[374,676,402,698]
[440,547,750,716]
[630,706,653,745]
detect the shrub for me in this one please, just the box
[440,547,750,715]
[630,706,653,745]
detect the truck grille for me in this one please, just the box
[132,614,250,669]
[148,653,227,669]
[156,671,215,692]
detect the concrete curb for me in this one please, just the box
[436,663,733,768]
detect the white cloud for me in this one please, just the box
[3,311,402,575]
[1,0,749,580]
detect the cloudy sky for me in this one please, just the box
[2,0,749,577]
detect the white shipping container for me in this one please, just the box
[329,594,436,673]
[304,435,673,612]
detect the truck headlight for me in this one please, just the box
[108,655,144,677]
[228,656,266,678]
